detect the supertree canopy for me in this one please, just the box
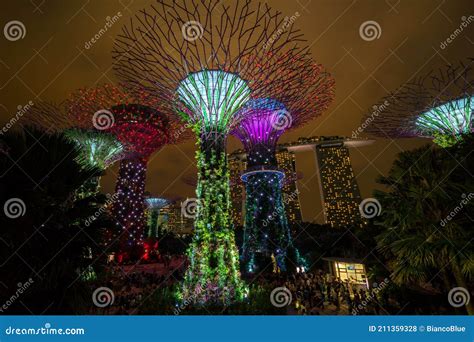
[113,0,312,304]
[145,197,170,239]
[23,101,123,198]
[362,59,473,147]
[231,62,335,274]
[65,84,186,256]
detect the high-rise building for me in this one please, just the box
[160,202,194,236]
[229,136,372,229]
[275,149,303,224]
[314,139,364,228]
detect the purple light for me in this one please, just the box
[233,98,288,149]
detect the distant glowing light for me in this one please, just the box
[145,197,169,209]
[416,96,473,136]
[176,70,251,132]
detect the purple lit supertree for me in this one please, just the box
[231,63,335,273]
[362,59,473,147]
[112,0,312,303]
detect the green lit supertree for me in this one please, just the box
[362,59,473,147]
[113,0,310,304]
[23,101,123,198]
[144,196,170,239]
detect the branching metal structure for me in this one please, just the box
[363,59,473,147]
[113,0,312,303]
[231,62,334,273]
[65,84,187,256]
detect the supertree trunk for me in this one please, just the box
[242,171,304,273]
[182,133,245,304]
[112,158,147,257]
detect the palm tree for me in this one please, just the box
[0,127,112,313]
[374,135,474,314]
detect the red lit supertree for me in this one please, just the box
[66,84,189,257]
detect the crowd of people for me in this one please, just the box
[282,270,389,315]
[92,256,392,315]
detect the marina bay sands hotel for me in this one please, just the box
[228,136,374,228]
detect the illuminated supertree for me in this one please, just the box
[65,84,187,256]
[145,197,170,239]
[113,0,311,303]
[362,59,473,147]
[24,101,123,198]
[232,62,335,273]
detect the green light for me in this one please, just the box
[416,96,473,140]
[176,70,251,133]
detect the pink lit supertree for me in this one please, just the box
[66,84,189,258]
